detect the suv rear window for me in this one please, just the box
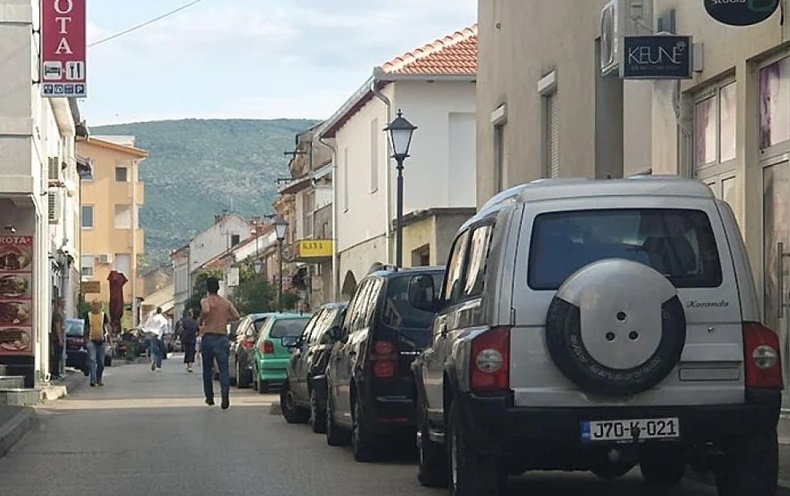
[382,273,443,330]
[65,319,84,337]
[270,318,310,338]
[528,208,723,290]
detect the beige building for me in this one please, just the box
[76,136,147,324]
[477,0,790,418]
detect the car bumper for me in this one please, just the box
[66,350,88,369]
[456,389,781,453]
[258,358,288,382]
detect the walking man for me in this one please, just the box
[198,277,240,410]
[50,298,65,380]
[144,307,169,372]
[181,309,199,372]
[83,300,110,387]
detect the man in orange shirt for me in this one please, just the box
[198,277,240,410]
[83,300,110,387]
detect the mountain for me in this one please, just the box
[91,118,319,269]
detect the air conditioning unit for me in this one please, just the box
[96,254,112,264]
[600,0,654,77]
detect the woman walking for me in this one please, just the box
[181,309,199,372]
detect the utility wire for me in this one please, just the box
[88,0,207,48]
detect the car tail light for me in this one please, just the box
[743,322,782,389]
[370,340,397,378]
[261,340,275,355]
[470,327,510,392]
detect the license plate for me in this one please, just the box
[581,417,680,443]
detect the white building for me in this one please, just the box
[319,25,478,297]
[0,0,86,386]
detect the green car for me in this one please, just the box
[253,313,312,393]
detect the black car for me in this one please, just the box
[229,313,275,388]
[315,266,444,462]
[280,302,348,433]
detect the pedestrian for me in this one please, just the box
[143,307,169,372]
[83,300,110,387]
[198,277,240,410]
[181,309,199,372]
[50,297,65,380]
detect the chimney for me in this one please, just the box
[214,214,221,223]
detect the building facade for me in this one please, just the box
[76,136,147,326]
[320,25,478,298]
[0,0,86,385]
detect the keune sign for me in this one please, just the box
[703,0,780,27]
[41,0,87,98]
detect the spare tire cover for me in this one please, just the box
[545,259,686,396]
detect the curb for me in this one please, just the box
[0,407,35,458]
[686,469,790,490]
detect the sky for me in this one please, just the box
[82,0,477,126]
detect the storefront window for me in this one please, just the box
[719,83,737,162]
[760,57,790,149]
[695,96,717,167]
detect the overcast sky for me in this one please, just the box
[81,0,477,125]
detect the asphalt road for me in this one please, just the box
[0,355,783,496]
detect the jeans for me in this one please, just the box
[87,341,105,384]
[149,336,163,368]
[201,334,230,401]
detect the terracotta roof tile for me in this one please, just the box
[378,24,477,76]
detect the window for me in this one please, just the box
[81,255,94,279]
[760,57,790,149]
[463,224,495,298]
[230,234,240,246]
[114,254,131,276]
[694,81,737,169]
[270,317,311,338]
[81,205,94,228]
[114,204,132,229]
[442,231,471,304]
[528,209,723,291]
[370,118,379,192]
[381,273,444,344]
[494,123,508,191]
[115,167,128,182]
[343,147,349,211]
[544,93,559,178]
[303,191,315,238]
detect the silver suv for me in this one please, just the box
[410,176,782,496]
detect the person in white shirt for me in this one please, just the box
[144,307,169,372]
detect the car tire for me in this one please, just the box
[309,389,327,434]
[235,361,249,389]
[351,397,379,462]
[82,368,89,376]
[715,430,778,496]
[448,401,501,496]
[640,446,685,487]
[104,355,112,367]
[417,405,447,488]
[325,391,350,447]
[259,380,269,394]
[280,381,309,424]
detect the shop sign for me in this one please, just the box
[297,239,333,258]
[703,0,780,27]
[81,281,101,294]
[0,236,34,356]
[621,35,693,80]
[41,0,87,97]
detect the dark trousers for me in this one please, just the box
[51,344,63,377]
[183,340,196,364]
[201,334,230,401]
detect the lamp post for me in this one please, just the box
[254,259,263,275]
[384,109,417,268]
[273,216,289,312]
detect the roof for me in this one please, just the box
[77,136,148,158]
[368,265,445,279]
[378,25,477,76]
[320,25,477,139]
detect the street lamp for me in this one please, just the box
[273,216,289,312]
[384,109,417,268]
[254,259,263,274]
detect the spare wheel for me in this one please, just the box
[545,259,686,396]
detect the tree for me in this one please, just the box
[185,268,224,316]
[232,260,275,315]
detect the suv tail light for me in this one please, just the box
[261,340,275,355]
[470,327,510,392]
[370,340,397,378]
[743,322,783,389]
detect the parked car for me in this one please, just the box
[280,302,348,433]
[411,177,782,496]
[251,313,311,393]
[315,265,444,462]
[119,328,148,357]
[65,318,112,373]
[229,312,275,388]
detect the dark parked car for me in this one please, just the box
[280,302,348,433]
[316,266,444,462]
[65,318,112,373]
[229,313,275,388]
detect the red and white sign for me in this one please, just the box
[0,236,34,357]
[41,0,87,98]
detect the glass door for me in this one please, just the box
[763,159,790,404]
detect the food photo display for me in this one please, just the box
[0,236,34,356]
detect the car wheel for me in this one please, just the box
[104,356,112,367]
[83,369,89,376]
[448,401,501,496]
[309,388,327,434]
[417,405,447,488]
[280,381,309,424]
[235,361,246,389]
[640,445,685,487]
[715,430,778,496]
[325,390,350,447]
[351,397,379,462]
[259,380,269,394]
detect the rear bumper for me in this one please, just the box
[66,350,87,370]
[456,389,781,453]
[258,357,289,381]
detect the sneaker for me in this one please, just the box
[205,398,215,406]
[156,368,162,372]
[90,382,95,387]
[221,392,230,410]
[151,362,156,371]
[97,382,103,386]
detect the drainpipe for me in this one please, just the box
[131,160,138,327]
[318,135,339,301]
[371,79,393,265]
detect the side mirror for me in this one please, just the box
[408,274,438,312]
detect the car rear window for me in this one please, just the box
[528,208,723,290]
[381,273,443,330]
[65,319,84,337]
[270,318,310,338]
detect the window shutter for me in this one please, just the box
[48,191,61,223]
[548,94,559,178]
[48,157,60,180]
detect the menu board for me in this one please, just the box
[0,236,33,356]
